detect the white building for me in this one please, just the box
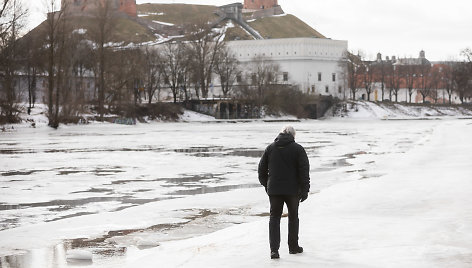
[226,37,348,98]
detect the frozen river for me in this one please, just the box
[0,119,454,267]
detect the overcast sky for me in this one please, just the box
[26,0,472,61]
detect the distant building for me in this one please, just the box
[227,37,348,99]
[243,0,278,10]
[62,0,137,17]
[361,51,465,104]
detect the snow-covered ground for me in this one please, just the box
[327,101,472,119]
[1,118,471,267]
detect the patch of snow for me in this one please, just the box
[180,110,216,122]
[2,104,472,267]
[72,28,87,35]
[327,101,472,120]
[226,21,235,28]
[123,120,472,267]
[152,20,175,26]
[105,41,125,48]
[66,249,93,260]
[138,12,164,17]
[136,239,160,248]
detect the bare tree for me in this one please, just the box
[248,55,280,109]
[362,62,374,101]
[440,63,455,104]
[43,0,66,127]
[20,33,43,114]
[0,0,27,123]
[107,49,133,111]
[387,64,401,102]
[428,66,442,104]
[453,62,470,104]
[461,48,472,101]
[143,46,162,104]
[400,64,417,103]
[417,62,431,103]
[186,21,224,99]
[378,59,387,101]
[89,0,116,121]
[214,46,240,98]
[345,51,362,100]
[161,41,187,103]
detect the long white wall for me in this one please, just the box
[226,37,348,98]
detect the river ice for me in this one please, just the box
[1,118,471,267]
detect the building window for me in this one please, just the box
[325,86,329,93]
[236,74,242,83]
[283,72,288,82]
[338,86,342,93]
[311,85,315,93]
[318,72,322,82]
[332,73,336,82]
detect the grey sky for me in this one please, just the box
[26,0,472,61]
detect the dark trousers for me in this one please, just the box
[269,195,299,251]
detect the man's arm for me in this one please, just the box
[258,147,270,189]
[298,146,310,200]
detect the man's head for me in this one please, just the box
[281,125,296,138]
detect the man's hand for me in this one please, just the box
[299,192,308,203]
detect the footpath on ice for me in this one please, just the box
[122,120,472,268]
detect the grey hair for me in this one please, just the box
[281,125,296,137]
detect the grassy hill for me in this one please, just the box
[137,3,217,26]
[24,3,326,46]
[25,15,156,45]
[136,3,326,41]
[248,14,325,39]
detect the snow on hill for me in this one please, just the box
[326,101,472,120]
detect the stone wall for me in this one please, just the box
[249,5,284,19]
[119,0,137,17]
[243,0,278,10]
[62,0,136,17]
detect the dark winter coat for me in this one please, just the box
[258,133,310,196]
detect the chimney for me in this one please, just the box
[419,50,425,59]
[377,52,382,61]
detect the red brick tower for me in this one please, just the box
[244,0,278,10]
[62,0,136,17]
[119,0,137,17]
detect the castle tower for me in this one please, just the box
[243,0,278,10]
[61,0,136,17]
[119,0,137,17]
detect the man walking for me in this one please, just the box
[258,125,310,259]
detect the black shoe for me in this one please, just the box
[289,246,303,254]
[271,251,280,259]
